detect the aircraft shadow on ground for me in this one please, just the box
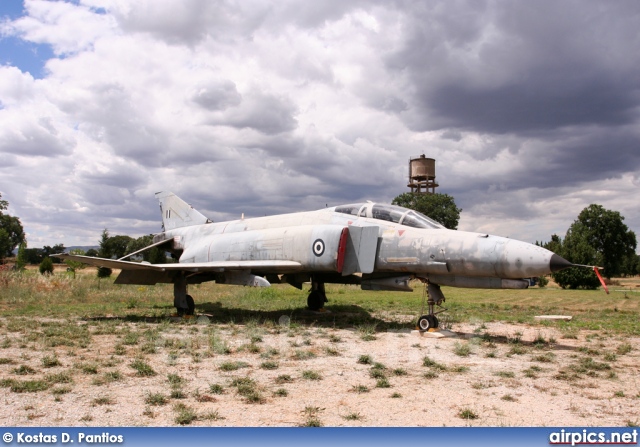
[194,301,401,330]
[84,302,403,331]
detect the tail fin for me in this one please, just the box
[155,191,211,231]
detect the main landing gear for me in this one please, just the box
[307,277,328,311]
[174,273,195,317]
[417,281,446,332]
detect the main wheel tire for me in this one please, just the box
[307,291,324,311]
[186,294,195,316]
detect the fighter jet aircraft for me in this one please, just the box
[58,191,575,330]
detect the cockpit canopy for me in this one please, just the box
[334,203,445,229]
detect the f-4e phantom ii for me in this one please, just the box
[59,191,575,330]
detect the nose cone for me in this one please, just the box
[550,253,573,272]
[497,239,572,278]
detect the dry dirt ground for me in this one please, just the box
[1,316,639,427]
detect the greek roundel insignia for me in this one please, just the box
[312,239,325,257]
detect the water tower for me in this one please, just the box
[407,155,438,194]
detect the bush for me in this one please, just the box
[553,267,600,289]
[537,275,549,288]
[97,267,112,278]
[39,257,54,276]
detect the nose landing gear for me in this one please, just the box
[416,281,446,332]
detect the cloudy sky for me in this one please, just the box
[1,0,639,249]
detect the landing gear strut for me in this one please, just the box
[307,277,328,311]
[174,273,195,316]
[417,281,446,332]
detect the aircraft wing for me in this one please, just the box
[55,254,303,273]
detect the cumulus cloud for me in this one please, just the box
[0,0,638,249]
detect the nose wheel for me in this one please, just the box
[418,314,439,331]
[416,280,446,332]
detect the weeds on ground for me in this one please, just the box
[301,406,324,427]
[129,359,156,377]
[459,408,479,420]
[302,370,322,381]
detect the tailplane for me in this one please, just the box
[155,191,211,231]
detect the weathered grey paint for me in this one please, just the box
[59,192,569,292]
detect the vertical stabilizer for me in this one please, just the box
[155,191,211,231]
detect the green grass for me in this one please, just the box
[453,342,471,357]
[422,356,447,371]
[1,379,50,393]
[1,271,638,335]
[495,370,516,378]
[91,395,114,406]
[174,403,198,425]
[343,412,363,421]
[273,388,288,397]
[275,374,293,384]
[129,359,156,377]
[45,371,73,384]
[209,384,225,394]
[167,373,186,386]
[459,408,479,420]
[218,361,250,371]
[13,365,37,375]
[301,370,322,381]
[351,384,369,393]
[301,406,324,427]
[42,355,62,368]
[145,392,169,406]
[260,361,279,370]
[230,377,265,404]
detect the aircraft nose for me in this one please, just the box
[550,253,573,272]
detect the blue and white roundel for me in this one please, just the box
[312,239,325,257]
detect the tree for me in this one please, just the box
[104,235,133,260]
[548,204,637,289]
[547,231,601,290]
[0,193,25,261]
[39,257,54,275]
[538,234,562,255]
[85,248,99,257]
[571,204,636,278]
[42,244,65,263]
[126,235,167,264]
[391,192,461,230]
[97,229,112,278]
[15,242,27,271]
[65,248,87,279]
